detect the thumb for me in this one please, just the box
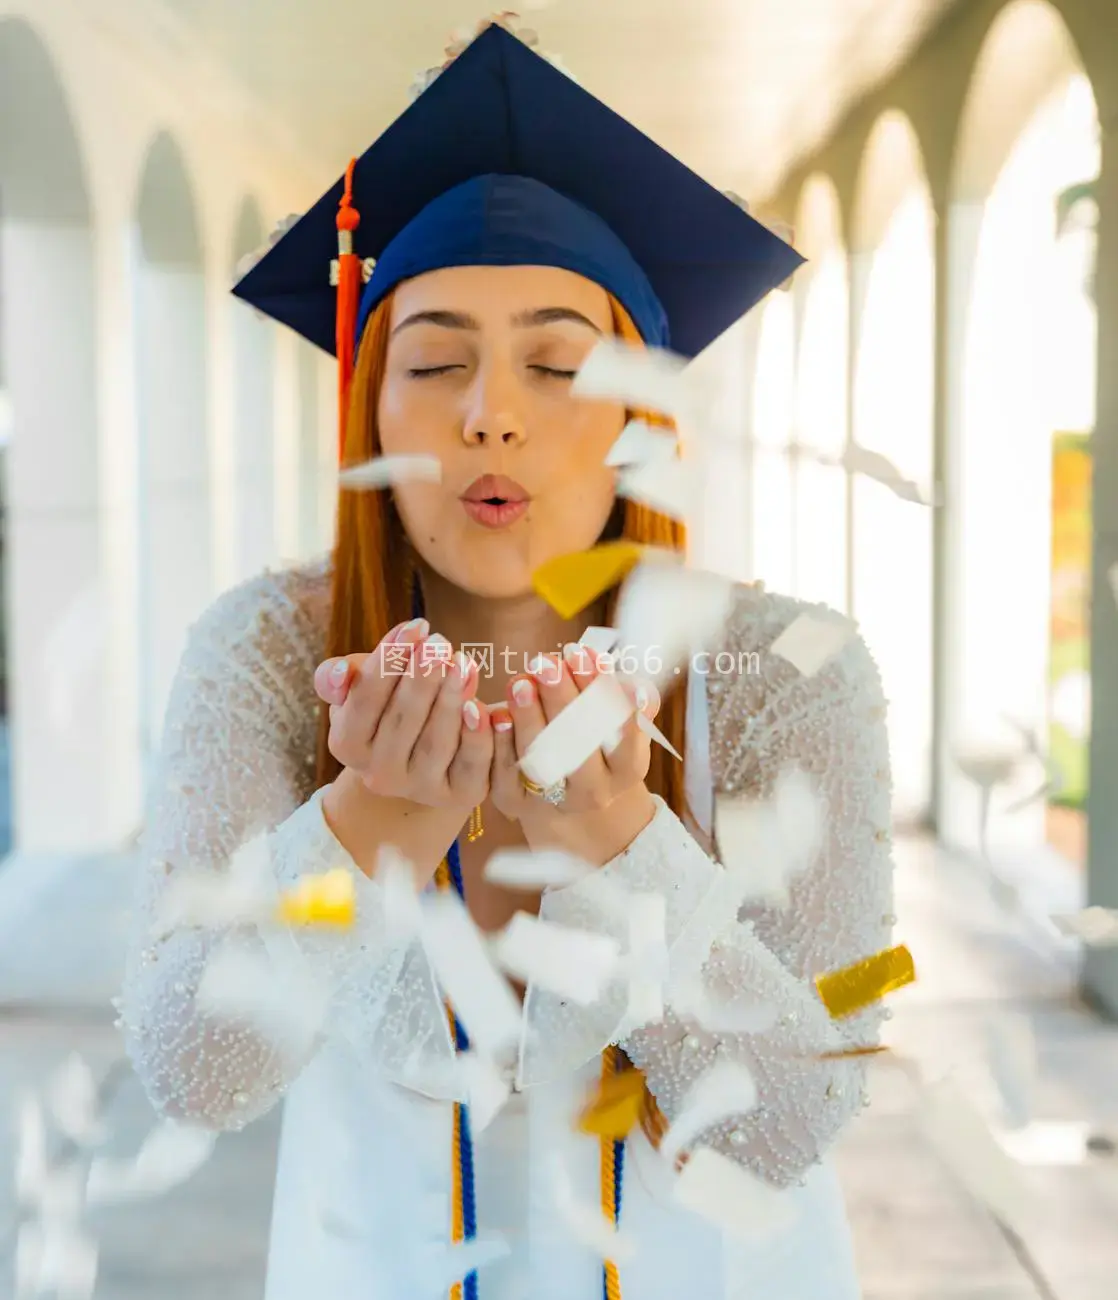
[314,655,362,705]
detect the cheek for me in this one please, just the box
[377,378,446,455]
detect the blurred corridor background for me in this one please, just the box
[1,0,1117,1295]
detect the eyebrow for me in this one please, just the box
[391,306,603,336]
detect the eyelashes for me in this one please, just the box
[405,365,577,380]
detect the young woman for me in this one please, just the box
[121,21,893,1300]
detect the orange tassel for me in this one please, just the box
[335,158,361,462]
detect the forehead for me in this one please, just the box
[388,263,613,329]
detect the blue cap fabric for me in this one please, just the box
[232,23,802,360]
[356,174,670,349]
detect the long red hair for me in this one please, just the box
[314,289,685,1148]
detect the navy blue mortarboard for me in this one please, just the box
[232,22,802,451]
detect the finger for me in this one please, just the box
[367,632,454,770]
[600,712,653,781]
[329,621,428,763]
[488,705,524,813]
[561,641,602,693]
[447,694,494,804]
[314,620,414,704]
[507,672,548,761]
[527,653,580,723]
[409,652,478,783]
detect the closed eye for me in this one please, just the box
[407,365,466,378]
[530,366,578,379]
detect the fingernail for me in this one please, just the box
[563,642,588,673]
[329,660,349,684]
[452,651,472,685]
[402,617,429,638]
[512,679,535,708]
[493,710,513,733]
[526,653,548,677]
[462,699,481,731]
[386,622,407,643]
[635,685,650,712]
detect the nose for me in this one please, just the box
[461,361,527,448]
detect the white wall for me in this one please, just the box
[0,0,324,854]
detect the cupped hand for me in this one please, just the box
[314,619,492,812]
[489,643,659,831]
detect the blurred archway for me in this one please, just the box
[134,131,211,774]
[851,110,936,827]
[793,173,849,613]
[230,197,278,582]
[943,0,1097,868]
[0,18,105,852]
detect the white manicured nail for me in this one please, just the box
[462,699,481,731]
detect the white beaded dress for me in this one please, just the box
[120,558,894,1300]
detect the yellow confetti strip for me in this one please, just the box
[817,1045,892,1061]
[576,1066,647,1139]
[276,868,356,928]
[814,944,915,1019]
[532,542,645,618]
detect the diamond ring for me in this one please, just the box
[519,771,567,806]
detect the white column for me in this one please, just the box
[1,220,118,852]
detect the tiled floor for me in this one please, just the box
[0,835,1115,1298]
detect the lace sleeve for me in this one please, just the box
[118,571,454,1130]
[520,590,894,1188]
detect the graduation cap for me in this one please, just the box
[233,21,802,456]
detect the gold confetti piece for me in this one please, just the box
[814,944,915,1019]
[532,542,645,618]
[276,868,356,928]
[576,1068,647,1139]
[816,1045,891,1061]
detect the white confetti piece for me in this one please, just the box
[519,674,634,787]
[338,454,442,490]
[669,872,760,989]
[998,1121,1097,1166]
[16,1222,98,1300]
[153,835,273,938]
[578,625,619,657]
[673,1147,795,1242]
[16,1092,49,1207]
[45,1056,106,1149]
[605,419,678,467]
[23,1164,86,1223]
[617,893,669,1033]
[1051,906,1118,946]
[573,337,690,419]
[377,845,422,942]
[714,767,824,907]
[669,974,778,1035]
[921,1075,1032,1237]
[424,1235,512,1292]
[660,1062,759,1164]
[837,444,938,506]
[551,1154,636,1263]
[420,892,522,1059]
[615,561,735,687]
[635,712,683,761]
[493,913,621,1005]
[197,939,329,1061]
[985,1015,1035,1131]
[770,611,857,677]
[615,457,697,523]
[482,847,592,891]
[458,1053,511,1135]
[86,1121,216,1205]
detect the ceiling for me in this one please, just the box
[161,0,956,202]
